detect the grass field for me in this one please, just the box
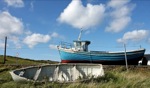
[0,56,150,88]
[0,55,57,65]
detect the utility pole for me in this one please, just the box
[3,36,7,64]
[124,43,128,71]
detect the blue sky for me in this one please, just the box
[0,0,150,61]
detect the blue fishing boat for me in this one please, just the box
[58,31,145,65]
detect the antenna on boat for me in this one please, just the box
[78,29,83,41]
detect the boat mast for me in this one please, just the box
[78,30,83,41]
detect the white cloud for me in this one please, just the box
[0,11,24,38]
[23,33,51,48]
[57,0,105,30]
[106,16,131,33]
[49,44,58,50]
[23,32,64,48]
[0,11,24,48]
[105,0,135,33]
[107,0,130,8]
[4,0,24,8]
[117,30,149,43]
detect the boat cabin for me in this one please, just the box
[73,40,90,51]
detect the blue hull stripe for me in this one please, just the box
[59,49,145,62]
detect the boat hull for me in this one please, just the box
[59,49,145,65]
[10,64,104,82]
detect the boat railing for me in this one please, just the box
[60,41,73,49]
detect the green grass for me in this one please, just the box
[66,66,150,88]
[0,55,58,87]
[0,55,57,65]
[0,57,150,88]
[0,65,150,88]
